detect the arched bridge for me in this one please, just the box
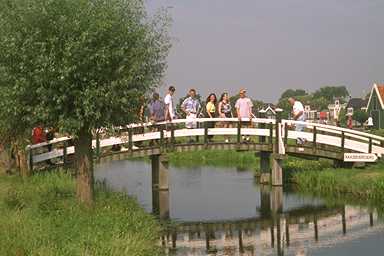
[27,118,384,185]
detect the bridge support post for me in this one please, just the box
[260,185,271,218]
[271,186,283,214]
[151,154,169,191]
[259,152,271,184]
[152,189,170,220]
[271,154,283,186]
[151,154,170,220]
[271,110,284,187]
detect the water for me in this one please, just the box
[95,160,384,256]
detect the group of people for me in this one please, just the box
[146,86,255,142]
[31,86,307,146]
[147,86,307,144]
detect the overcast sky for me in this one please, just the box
[146,0,383,102]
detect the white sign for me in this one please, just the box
[344,153,378,162]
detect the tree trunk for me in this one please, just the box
[7,142,30,177]
[74,127,94,207]
[0,144,14,175]
[18,149,30,177]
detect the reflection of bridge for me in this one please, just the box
[28,117,384,186]
[160,204,379,256]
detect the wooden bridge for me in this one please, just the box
[27,117,384,187]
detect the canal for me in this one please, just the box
[95,160,384,256]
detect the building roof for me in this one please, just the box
[261,103,276,109]
[378,85,384,103]
[367,83,384,110]
[346,98,368,110]
[259,103,276,115]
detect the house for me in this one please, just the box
[258,103,277,119]
[304,105,317,121]
[328,99,347,122]
[366,83,384,129]
[346,98,368,116]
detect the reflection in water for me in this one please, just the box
[95,160,384,256]
[161,207,382,256]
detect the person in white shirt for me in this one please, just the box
[289,97,306,145]
[164,86,176,121]
[367,116,374,130]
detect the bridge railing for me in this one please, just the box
[26,118,278,170]
[26,118,384,170]
[282,120,384,156]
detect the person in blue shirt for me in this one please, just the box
[181,89,201,143]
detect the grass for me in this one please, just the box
[0,171,162,256]
[168,149,259,169]
[371,129,384,137]
[291,160,384,202]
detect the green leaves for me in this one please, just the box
[353,110,369,125]
[0,0,171,141]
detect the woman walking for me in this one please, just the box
[206,93,217,142]
[218,92,233,143]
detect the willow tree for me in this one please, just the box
[0,0,170,205]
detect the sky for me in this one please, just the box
[146,0,384,103]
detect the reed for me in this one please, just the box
[292,161,384,202]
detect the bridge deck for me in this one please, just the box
[26,118,384,170]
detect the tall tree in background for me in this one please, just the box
[0,0,171,205]
[313,86,349,102]
[279,89,307,100]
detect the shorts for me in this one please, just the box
[186,113,197,129]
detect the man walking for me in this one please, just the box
[235,88,253,142]
[164,86,176,121]
[288,97,306,145]
[181,89,201,143]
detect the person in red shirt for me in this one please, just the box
[32,124,46,144]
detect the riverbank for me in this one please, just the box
[168,149,259,169]
[291,161,384,202]
[0,171,162,256]
[168,149,333,172]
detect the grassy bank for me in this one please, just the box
[292,161,384,202]
[168,149,384,203]
[168,149,333,172]
[168,149,259,169]
[0,171,162,256]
